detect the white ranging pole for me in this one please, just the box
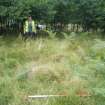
[28,95,67,99]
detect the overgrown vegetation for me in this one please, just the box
[0,32,105,105]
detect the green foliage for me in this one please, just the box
[1,0,105,32]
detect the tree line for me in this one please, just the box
[0,0,105,33]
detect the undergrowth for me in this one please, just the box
[0,32,105,105]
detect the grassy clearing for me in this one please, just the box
[0,32,105,105]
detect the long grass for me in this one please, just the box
[0,32,105,105]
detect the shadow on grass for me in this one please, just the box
[0,34,19,46]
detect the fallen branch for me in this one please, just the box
[28,95,67,99]
[28,94,92,99]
